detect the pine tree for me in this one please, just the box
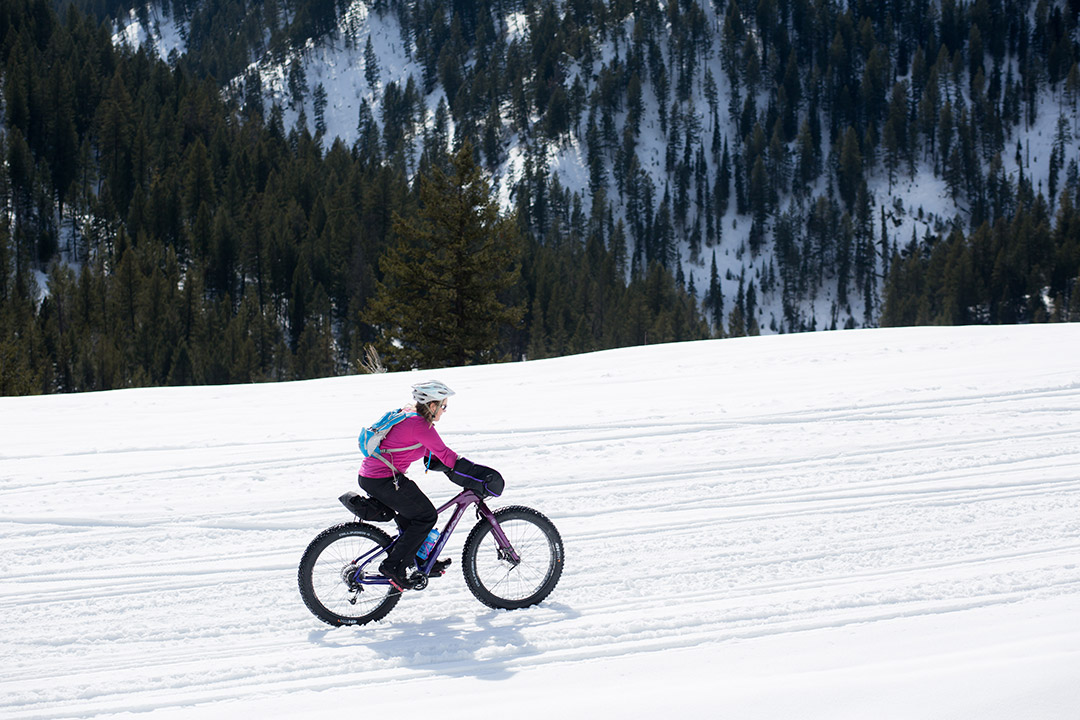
[749,155,769,237]
[716,138,731,218]
[356,99,381,162]
[287,57,307,110]
[364,36,380,89]
[728,274,747,338]
[745,279,760,335]
[313,84,327,137]
[837,127,863,211]
[365,142,524,369]
[97,71,136,217]
[704,252,721,336]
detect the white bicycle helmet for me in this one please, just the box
[412,380,455,404]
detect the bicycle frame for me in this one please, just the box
[354,489,520,587]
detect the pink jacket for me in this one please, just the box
[359,414,459,478]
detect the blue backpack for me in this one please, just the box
[358,408,420,472]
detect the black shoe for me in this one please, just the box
[379,560,413,592]
[415,556,452,576]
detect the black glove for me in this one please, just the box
[424,452,452,473]
[449,457,505,497]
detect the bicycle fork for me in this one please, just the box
[473,501,522,567]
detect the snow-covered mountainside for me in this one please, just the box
[3,325,1080,718]
[114,1,1080,333]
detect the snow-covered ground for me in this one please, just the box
[3,325,1080,718]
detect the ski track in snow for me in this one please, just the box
[3,326,1080,718]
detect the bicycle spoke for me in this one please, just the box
[464,507,563,609]
[298,523,400,626]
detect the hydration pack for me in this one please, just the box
[358,408,420,471]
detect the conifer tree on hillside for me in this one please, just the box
[365,142,524,370]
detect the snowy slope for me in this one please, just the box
[3,325,1080,719]
[112,3,1080,334]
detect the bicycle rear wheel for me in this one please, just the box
[298,522,400,626]
[462,506,564,610]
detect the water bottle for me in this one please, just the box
[416,529,439,560]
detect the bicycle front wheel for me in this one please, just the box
[298,522,400,626]
[462,506,564,610]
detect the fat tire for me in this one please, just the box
[298,522,400,626]
[462,506,564,610]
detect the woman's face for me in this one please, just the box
[432,399,447,421]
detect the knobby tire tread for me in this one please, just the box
[462,505,564,610]
[297,522,400,626]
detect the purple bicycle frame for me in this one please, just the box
[357,489,520,586]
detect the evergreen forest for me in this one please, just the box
[1,0,1079,395]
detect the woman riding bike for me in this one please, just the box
[358,380,503,591]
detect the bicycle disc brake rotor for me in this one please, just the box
[497,547,521,567]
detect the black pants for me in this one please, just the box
[359,474,437,573]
